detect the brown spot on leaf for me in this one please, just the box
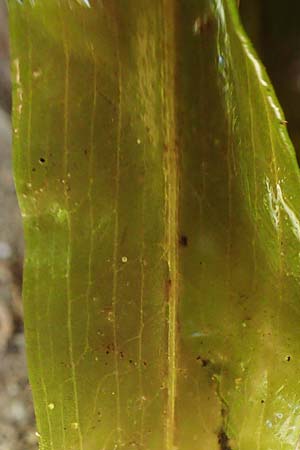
[196,355,210,367]
[218,429,232,450]
[179,235,188,247]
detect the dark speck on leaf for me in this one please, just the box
[179,235,188,247]
[218,429,232,450]
[221,408,226,418]
[196,355,209,367]
[39,157,46,164]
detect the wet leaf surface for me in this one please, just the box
[9,0,300,449]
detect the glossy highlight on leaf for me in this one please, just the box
[9,0,300,449]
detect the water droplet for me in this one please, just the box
[48,403,55,410]
[107,311,114,322]
[122,256,128,263]
[35,432,41,438]
[218,54,225,67]
[71,422,79,430]
[137,138,141,145]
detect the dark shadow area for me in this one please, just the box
[241,0,300,165]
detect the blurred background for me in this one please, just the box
[241,0,300,162]
[0,1,300,449]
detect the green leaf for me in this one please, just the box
[9,0,300,449]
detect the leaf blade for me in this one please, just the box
[9,1,300,449]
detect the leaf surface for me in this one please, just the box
[9,0,300,449]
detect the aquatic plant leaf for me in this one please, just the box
[9,0,300,449]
